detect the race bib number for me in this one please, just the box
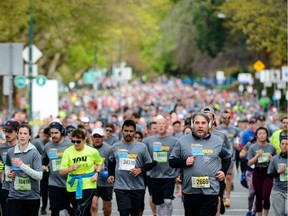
[49,148,58,159]
[14,176,31,191]
[119,158,136,171]
[191,176,210,188]
[191,144,204,156]
[52,159,61,171]
[153,152,167,163]
[258,152,270,163]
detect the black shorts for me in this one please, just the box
[150,178,175,205]
[146,175,153,196]
[94,186,113,201]
[114,189,145,211]
[48,186,72,211]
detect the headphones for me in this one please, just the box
[191,113,212,129]
[49,122,66,136]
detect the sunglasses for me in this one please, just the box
[3,130,13,134]
[106,129,113,132]
[93,135,103,138]
[71,140,82,144]
[222,116,230,120]
[66,130,74,134]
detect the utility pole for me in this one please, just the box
[28,2,33,122]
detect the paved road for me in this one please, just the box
[48,171,276,216]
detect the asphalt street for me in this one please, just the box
[49,171,276,216]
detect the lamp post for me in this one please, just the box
[28,2,34,122]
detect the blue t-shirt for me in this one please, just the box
[241,129,255,146]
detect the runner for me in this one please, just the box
[270,116,288,153]
[60,128,103,216]
[107,120,154,216]
[0,120,20,216]
[217,110,240,208]
[104,123,118,145]
[90,128,113,216]
[143,116,178,216]
[42,121,75,216]
[247,127,276,216]
[6,123,42,216]
[169,113,231,216]
[267,136,287,216]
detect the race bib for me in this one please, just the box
[119,158,136,171]
[52,159,62,171]
[191,176,210,188]
[191,144,204,156]
[258,152,270,163]
[49,148,58,159]
[153,152,167,163]
[14,176,31,190]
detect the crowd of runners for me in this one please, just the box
[0,79,286,216]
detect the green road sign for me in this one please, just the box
[36,75,47,86]
[14,75,26,88]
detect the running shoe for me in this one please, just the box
[224,198,230,208]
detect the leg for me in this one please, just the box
[90,196,99,216]
[149,195,156,216]
[262,175,273,214]
[40,172,49,213]
[103,200,112,216]
[199,195,218,216]
[182,193,200,216]
[23,199,41,216]
[252,171,263,213]
[7,199,23,216]
[164,199,173,216]
[246,171,255,212]
[0,189,9,216]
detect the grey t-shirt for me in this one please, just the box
[0,142,16,190]
[267,154,288,193]
[6,143,42,200]
[42,138,72,187]
[169,133,231,195]
[32,138,45,155]
[142,135,178,178]
[104,135,118,146]
[217,125,239,148]
[247,143,276,168]
[93,142,113,187]
[109,140,152,190]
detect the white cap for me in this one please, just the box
[92,128,105,136]
[80,116,89,123]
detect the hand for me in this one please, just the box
[91,173,98,182]
[130,168,142,177]
[175,175,182,183]
[215,171,225,181]
[8,170,15,179]
[107,176,114,184]
[256,149,264,157]
[42,165,49,172]
[186,156,195,166]
[278,164,286,174]
[0,161,4,172]
[71,163,78,171]
[12,158,23,168]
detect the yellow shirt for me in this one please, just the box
[60,145,103,192]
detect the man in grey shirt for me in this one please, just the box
[42,122,74,216]
[143,116,178,216]
[107,120,154,216]
[169,113,231,216]
[0,120,20,216]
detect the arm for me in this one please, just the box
[20,164,43,180]
[59,163,78,175]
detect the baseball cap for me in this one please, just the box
[66,122,78,130]
[200,106,215,116]
[248,117,257,124]
[3,121,20,131]
[80,117,89,123]
[92,128,105,137]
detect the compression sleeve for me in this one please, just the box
[20,164,43,181]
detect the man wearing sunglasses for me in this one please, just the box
[90,128,113,216]
[104,123,118,146]
[218,110,240,208]
[42,122,74,216]
[0,120,20,216]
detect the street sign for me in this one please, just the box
[24,63,38,77]
[0,43,23,75]
[282,66,288,82]
[22,44,42,63]
[238,73,253,84]
[14,75,26,88]
[253,60,265,72]
[270,69,281,83]
[36,75,47,86]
